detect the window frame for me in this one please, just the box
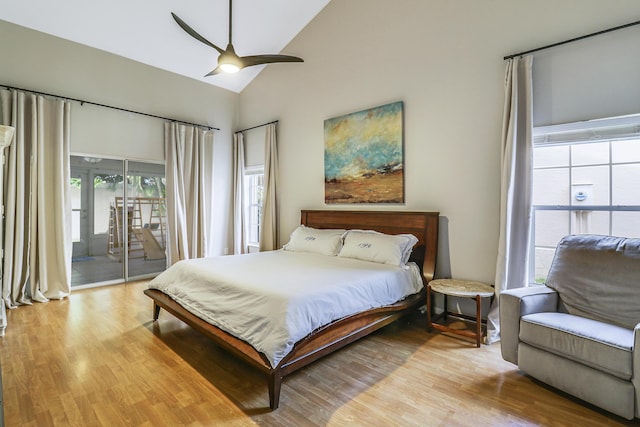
[244,166,264,249]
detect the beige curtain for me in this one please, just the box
[259,123,279,251]
[487,55,534,344]
[0,89,72,317]
[164,122,214,265]
[233,132,247,254]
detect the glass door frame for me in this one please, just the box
[71,170,89,258]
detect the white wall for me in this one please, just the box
[239,0,640,283]
[0,20,240,255]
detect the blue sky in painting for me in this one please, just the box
[324,101,403,180]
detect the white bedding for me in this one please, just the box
[148,250,423,368]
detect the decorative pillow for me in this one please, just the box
[283,225,346,256]
[338,230,418,267]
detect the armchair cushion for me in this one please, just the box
[545,235,640,329]
[520,312,633,380]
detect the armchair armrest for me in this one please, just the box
[499,286,558,364]
[633,324,640,418]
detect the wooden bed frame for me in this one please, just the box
[144,210,439,409]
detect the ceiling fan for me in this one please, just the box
[172,0,304,76]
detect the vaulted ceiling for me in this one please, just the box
[1,0,331,93]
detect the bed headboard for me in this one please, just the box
[300,210,439,283]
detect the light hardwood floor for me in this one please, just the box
[0,281,637,427]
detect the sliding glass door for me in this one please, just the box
[70,156,167,287]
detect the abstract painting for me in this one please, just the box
[324,101,404,204]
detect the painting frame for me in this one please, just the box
[324,101,404,204]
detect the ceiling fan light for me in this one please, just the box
[220,63,240,73]
[218,49,242,74]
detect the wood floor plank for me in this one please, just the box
[0,280,637,426]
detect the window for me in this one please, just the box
[531,115,640,283]
[245,167,264,248]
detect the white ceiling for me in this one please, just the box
[1,0,330,93]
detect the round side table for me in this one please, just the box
[426,279,495,347]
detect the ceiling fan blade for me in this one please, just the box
[205,66,224,77]
[240,54,304,68]
[171,12,225,55]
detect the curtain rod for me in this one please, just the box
[234,120,278,134]
[0,84,220,131]
[504,18,640,60]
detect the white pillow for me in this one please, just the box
[283,225,346,256]
[338,230,418,267]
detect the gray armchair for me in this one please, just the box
[500,234,640,420]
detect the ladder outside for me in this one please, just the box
[107,197,145,261]
[143,198,167,260]
[107,197,167,261]
[148,198,166,250]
